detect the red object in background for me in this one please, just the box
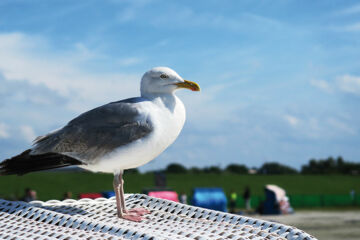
[148,191,179,202]
[79,193,103,199]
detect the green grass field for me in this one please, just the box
[0,172,359,201]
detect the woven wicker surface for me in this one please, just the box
[0,194,317,240]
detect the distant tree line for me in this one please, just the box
[164,163,249,174]
[148,156,359,175]
[301,156,360,174]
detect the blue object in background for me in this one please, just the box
[102,191,115,198]
[263,189,280,215]
[191,187,227,212]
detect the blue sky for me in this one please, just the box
[0,0,360,171]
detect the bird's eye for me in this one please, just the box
[160,74,169,79]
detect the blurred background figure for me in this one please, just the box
[154,171,167,188]
[21,188,37,202]
[180,192,187,204]
[279,196,294,214]
[350,189,356,205]
[62,191,72,200]
[243,186,251,211]
[229,189,237,213]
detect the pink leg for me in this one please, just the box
[113,172,142,222]
[118,172,127,212]
[113,175,122,217]
[119,172,150,216]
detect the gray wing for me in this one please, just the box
[32,98,153,163]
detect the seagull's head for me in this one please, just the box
[140,67,200,97]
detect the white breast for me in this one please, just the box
[82,95,186,173]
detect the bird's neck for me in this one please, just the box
[142,92,177,112]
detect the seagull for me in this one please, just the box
[0,67,200,222]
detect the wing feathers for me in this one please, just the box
[1,98,154,175]
[32,99,154,162]
[0,150,83,175]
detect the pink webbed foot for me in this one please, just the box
[126,207,151,216]
[121,213,143,222]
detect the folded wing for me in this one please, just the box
[0,99,154,175]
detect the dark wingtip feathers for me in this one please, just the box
[0,150,83,176]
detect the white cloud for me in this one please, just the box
[284,114,299,127]
[310,79,333,93]
[337,74,360,95]
[281,113,358,139]
[0,32,141,112]
[0,122,9,138]
[20,125,36,143]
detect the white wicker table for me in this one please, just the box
[0,194,316,240]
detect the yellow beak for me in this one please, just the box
[175,80,200,91]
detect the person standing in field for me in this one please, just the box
[62,191,73,200]
[180,192,187,204]
[229,189,237,213]
[21,188,37,202]
[243,186,251,211]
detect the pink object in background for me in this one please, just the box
[79,193,103,199]
[148,191,179,202]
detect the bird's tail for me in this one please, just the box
[0,149,83,175]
